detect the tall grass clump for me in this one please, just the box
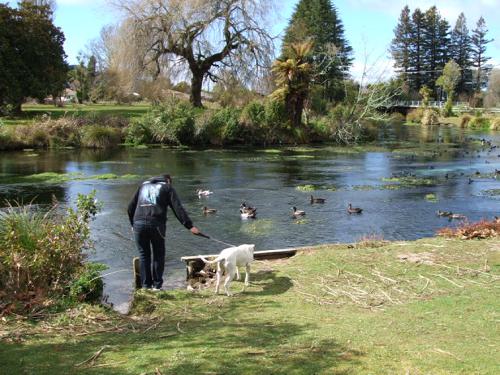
[489,117,500,130]
[81,125,121,148]
[460,114,471,128]
[468,115,490,129]
[406,108,423,123]
[0,192,104,315]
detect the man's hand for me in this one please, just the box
[190,226,200,235]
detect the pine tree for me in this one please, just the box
[282,0,353,101]
[409,8,425,92]
[451,13,472,96]
[421,6,450,97]
[391,6,413,85]
[471,16,493,92]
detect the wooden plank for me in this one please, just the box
[180,247,309,263]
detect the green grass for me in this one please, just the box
[0,236,498,374]
[1,103,151,126]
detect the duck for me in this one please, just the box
[436,210,452,217]
[197,189,213,197]
[310,195,326,204]
[448,213,466,220]
[292,206,306,218]
[347,203,363,214]
[202,206,217,215]
[240,202,257,219]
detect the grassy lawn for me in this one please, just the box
[0,103,151,126]
[0,236,498,374]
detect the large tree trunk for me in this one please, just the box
[190,73,204,108]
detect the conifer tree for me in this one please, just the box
[451,13,472,96]
[409,8,425,92]
[282,0,353,101]
[471,16,493,92]
[391,6,413,85]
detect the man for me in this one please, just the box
[128,174,200,290]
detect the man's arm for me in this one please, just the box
[167,187,193,229]
[127,187,140,226]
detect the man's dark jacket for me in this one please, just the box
[127,176,193,229]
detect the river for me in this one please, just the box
[0,124,498,312]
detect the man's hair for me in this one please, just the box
[163,174,172,184]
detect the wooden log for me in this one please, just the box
[133,257,141,289]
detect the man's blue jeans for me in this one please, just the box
[133,222,166,289]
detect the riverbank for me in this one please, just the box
[1,235,498,374]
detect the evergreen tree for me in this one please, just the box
[421,6,450,97]
[409,8,425,92]
[471,16,493,92]
[451,13,472,96]
[391,6,413,86]
[282,0,353,101]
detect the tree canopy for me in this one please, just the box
[0,1,67,113]
[115,0,275,107]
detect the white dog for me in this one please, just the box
[199,244,255,296]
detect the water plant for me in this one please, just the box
[425,193,438,202]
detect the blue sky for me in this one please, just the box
[10,0,500,81]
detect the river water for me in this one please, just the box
[1,124,499,312]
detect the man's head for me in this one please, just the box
[163,174,172,184]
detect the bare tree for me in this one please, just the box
[114,0,275,107]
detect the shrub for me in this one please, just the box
[421,108,439,126]
[82,125,121,148]
[0,192,102,315]
[468,116,490,129]
[0,128,23,150]
[126,119,153,146]
[460,115,471,128]
[202,107,243,145]
[489,117,500,130]
[69,262,107,303]
[139,99,195,145]
[389,112,405,124]
[240,100,266,137]
[406,108,423,123]
[437,219,499,239]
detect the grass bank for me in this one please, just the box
[1,236,498,374]
[1,104,150,126]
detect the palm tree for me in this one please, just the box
[271,41,313,128]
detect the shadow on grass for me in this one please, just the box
[0,319,362,375]
[245,270,293,296]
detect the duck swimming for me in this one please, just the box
[240,202,257,219]
[292,206,306,218]
[202,206,217,215]
[197,189,213,197]
[310,195,326,204]
[436,210,452,217]
[347,203,363,214]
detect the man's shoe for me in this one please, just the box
[151,287,162,292]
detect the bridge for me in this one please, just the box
[388,101,500,114]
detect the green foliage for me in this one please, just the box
[137,99,196,145]
[0,191,102,315]
[69,262,107,303]
[0,2,67,113]
[282,0,353,101]
[421,108,440,126]
[419,85,432,107]
[436,60,461,116]
[490,117,500,130]
[125,119,153,146]
[468,116,490,129]
[81,125,121,149]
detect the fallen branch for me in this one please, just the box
[432,274,464,288]
[75,345,110,367]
